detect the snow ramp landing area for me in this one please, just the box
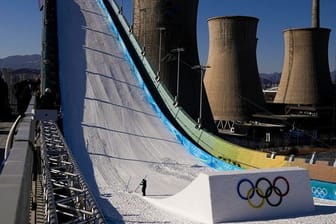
[147,168,314,224]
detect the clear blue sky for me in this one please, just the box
[0,0,42,58]
[196,0,336,73]
[0,0,335,73]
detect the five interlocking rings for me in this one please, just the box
[237,176,290,208]
[312,186,328,199]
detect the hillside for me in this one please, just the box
[260,71,336,88]
[0,54,41,70]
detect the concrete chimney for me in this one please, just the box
[312,0,320,28]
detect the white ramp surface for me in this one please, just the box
[57,0,212,223]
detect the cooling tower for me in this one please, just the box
[274,2,333,105]
[132,0,199,92]
[204,16,266,121]
[133,0,216,131]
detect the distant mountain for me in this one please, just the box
[259,72,281,83]
[259,72,281,89]
[260,71,336,87]
[12,68,40,75]
[0,54,41,70]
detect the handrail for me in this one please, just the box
[3,115,22,161]
[2,95,36,168]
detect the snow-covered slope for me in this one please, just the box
[56,0,336,223]
[57,0,214,222]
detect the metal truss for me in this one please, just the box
[216,120,236,133]
[40,121,105,223]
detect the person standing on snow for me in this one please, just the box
[140,179,147,196]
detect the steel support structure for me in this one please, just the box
[40,121,105,223]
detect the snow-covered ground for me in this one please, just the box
[57,0,336,223]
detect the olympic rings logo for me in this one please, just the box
[312,186,328,199]
[237,176,290,208]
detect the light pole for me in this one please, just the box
[156,27,166,81]
[118,0,124,13]
[171,48,184,106]
[140,8,147,55]
[192,65,210,129]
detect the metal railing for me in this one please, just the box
[3,115,22,161]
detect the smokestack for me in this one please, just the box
[312,0,320,28]
[204,16,266,121]
[133,0,216,131]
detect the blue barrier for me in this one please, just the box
[311,180,336,201]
